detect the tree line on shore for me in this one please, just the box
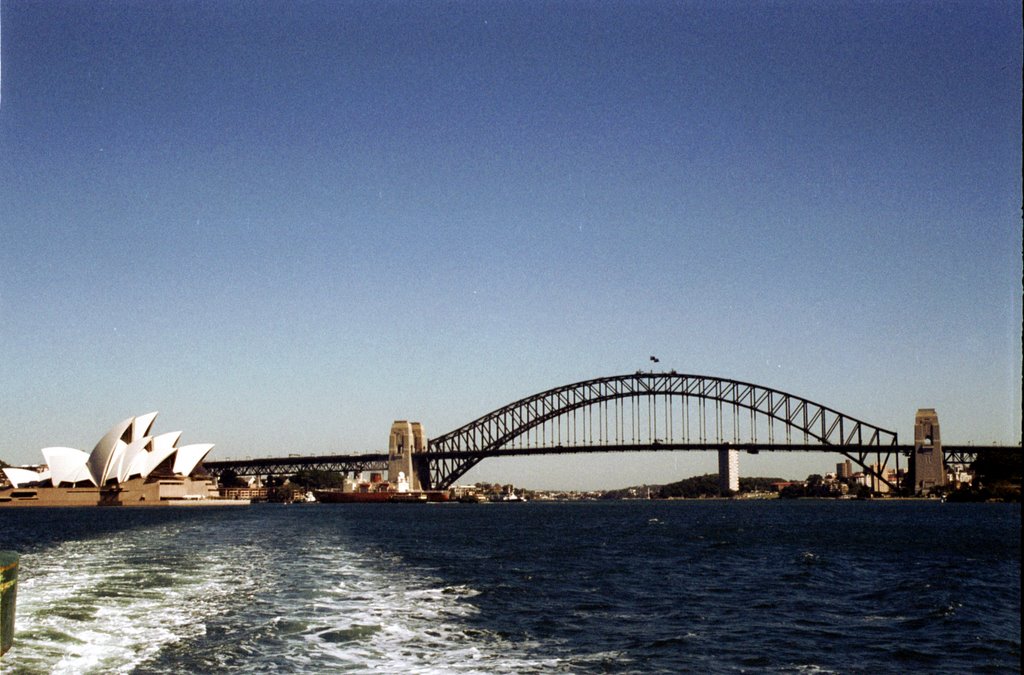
[944,448,1021,502]
[598,448,1022,501]
[602,475,788,499]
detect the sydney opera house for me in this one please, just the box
[1,412,243,507]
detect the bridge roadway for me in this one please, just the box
[201,443,996,479]
[204,452,390,477]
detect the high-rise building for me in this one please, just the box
[718,448,739,494]
[836,459,853,479]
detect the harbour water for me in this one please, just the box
[0,500,1019,673]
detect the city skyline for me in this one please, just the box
[1,1,1021,489]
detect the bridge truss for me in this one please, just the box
[424,372,901,490]
[204,453,388,478]
[203,374,1014,492]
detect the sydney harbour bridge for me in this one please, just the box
[203,372,1006,494]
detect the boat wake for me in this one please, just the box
[7,513,557,674]
[11,522,239,674]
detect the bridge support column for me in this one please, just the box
[410,422,433,490]
[910,408,946,495]
[388,421,425,491]
[718,447,739,495]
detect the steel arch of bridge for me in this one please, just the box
[423,372,900,489]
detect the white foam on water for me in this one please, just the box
[7,520,561,674]
[238,549,562,674]
[10,524,239,674]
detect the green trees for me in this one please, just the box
[602,474,791,499]
[954,449,1024,502]
[659,474,721,498]
[972,449,1022,486]
[739,476,788,492]
[944,449,1022,502]
[779,483,806,499]
[289,470,344,489]
[217,469,247,488]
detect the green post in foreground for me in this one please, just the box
[0,551,18,658]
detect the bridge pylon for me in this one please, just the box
[388,421,427,491]
[910,408,946,494]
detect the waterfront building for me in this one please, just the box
[856,464,900,495]
[0,413,241,507]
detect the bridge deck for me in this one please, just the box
[202,444,1005,476]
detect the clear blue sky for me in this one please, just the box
[1,1,1020,489]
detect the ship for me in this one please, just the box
[312,489,449,503]
[312,472,449,504]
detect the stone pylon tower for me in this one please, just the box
[910,408,946,494]
[388,421,424,491]
[410,422,430,489]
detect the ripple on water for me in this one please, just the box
[3,501,1019,674]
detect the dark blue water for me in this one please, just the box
[2,500,1020,673]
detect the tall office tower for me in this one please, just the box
[718,448,739,494]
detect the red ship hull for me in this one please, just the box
[313,489,449,503]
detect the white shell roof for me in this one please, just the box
[131,412,159,443]
[172,443,214,477]
[146,431,183,477]
[17,414,216,489]
[125,431,179,479]
[86,417,134,486]
[151,430,182,456]
[116,436,153,483]
[3,467,52,488]
[41,447,93,486]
